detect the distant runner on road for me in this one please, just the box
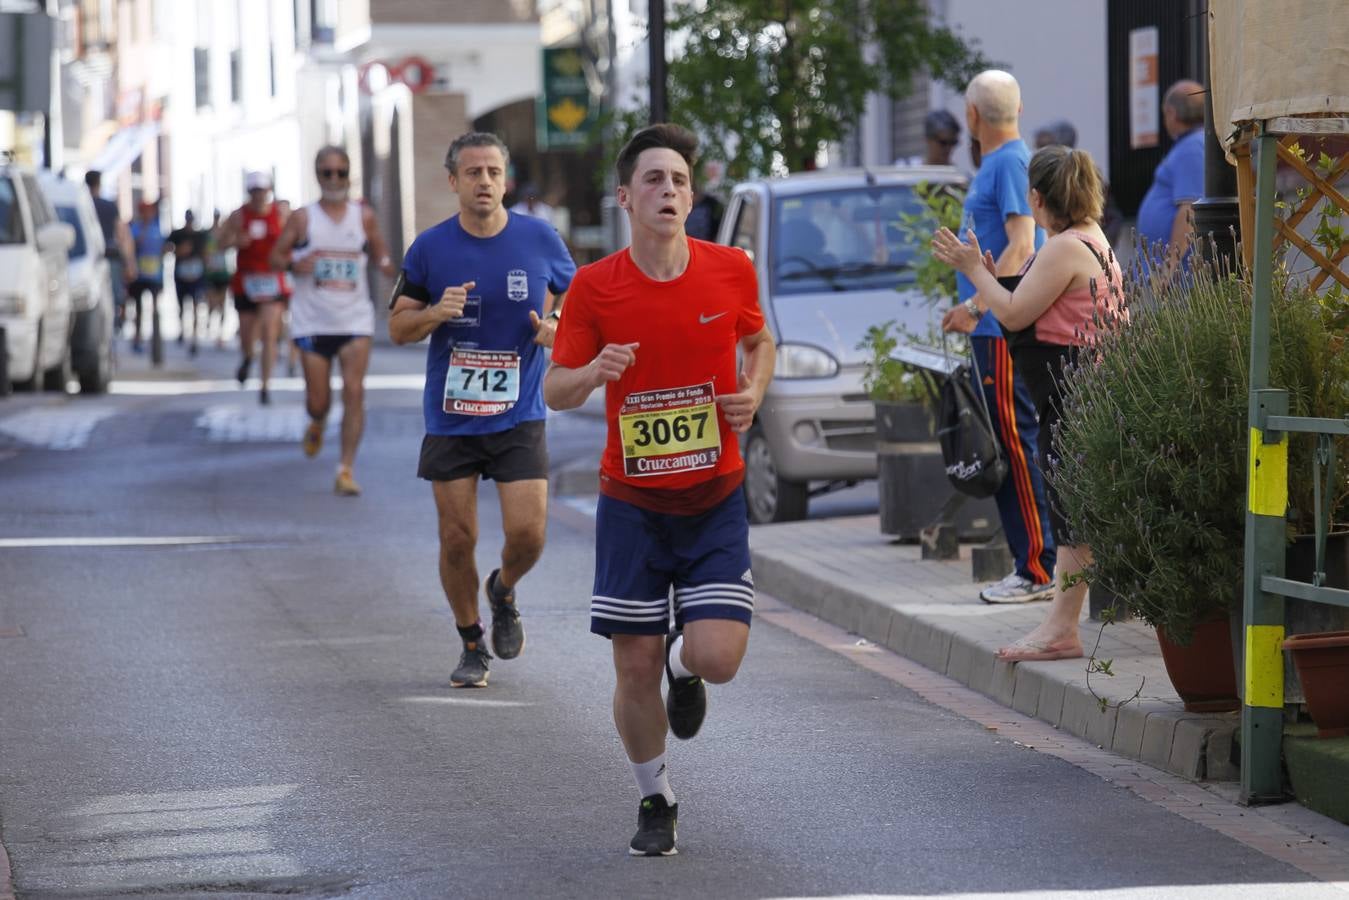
[544,123,776,857]
[221,171,290,405]
[389,131,576,689]
[272,145,397,497]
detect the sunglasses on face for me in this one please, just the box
[318,168,350,180]
[932,136,959,148]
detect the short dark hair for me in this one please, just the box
[444,132,509,175]
[315,145,350,170]
[84,170,101,190]
[615,123,698,186]
[1035,119,1078,148]
[924,110,960,139]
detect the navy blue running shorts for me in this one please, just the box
[590,489,755,637]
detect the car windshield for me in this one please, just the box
[55,205,87,258]
[771,184,935,295]
[0,177,23,245]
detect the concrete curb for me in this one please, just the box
[749,523,1240,784]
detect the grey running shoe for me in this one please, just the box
[629,794,678,856]
[665,631,706,740]
[486,569,525,659]
[979,572,1054,604]
[450,643,491,688]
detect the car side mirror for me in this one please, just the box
[37,221,76,254]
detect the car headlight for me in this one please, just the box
[774,342,839,379]
[0,293,26,316]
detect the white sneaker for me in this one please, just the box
[980,572,1054,604]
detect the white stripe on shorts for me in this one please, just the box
[591,594,669,623]
[673,582,755,614]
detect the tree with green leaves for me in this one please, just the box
[661,0,993,180]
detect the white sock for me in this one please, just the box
[631,753,675,805]
[667,634,695,680]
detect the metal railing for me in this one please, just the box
[1242,120,1349,803]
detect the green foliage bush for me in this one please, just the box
[1053,266,1349,644]
[858,320,934,407]
[895,182,965,306]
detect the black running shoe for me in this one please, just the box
[236,357,251,386]
[486,569,525,660]
[665,631,706,740]
[628,794,678,857]
[450,643,492,688]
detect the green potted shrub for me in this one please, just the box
[1052,260,1349,710]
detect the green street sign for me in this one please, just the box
[539,47,593,151]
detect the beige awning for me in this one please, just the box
[1209,0,1349,158]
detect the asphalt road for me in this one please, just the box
[0,340,1334,899]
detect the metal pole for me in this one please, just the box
[1240,131,1288,805]
[648,0,666,124]
[1191,85,1241,271]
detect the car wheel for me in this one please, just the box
[42,347,72,392]
[77,315,112,394]
[743,422,809,524]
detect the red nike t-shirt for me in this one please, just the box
[551,238,765,514]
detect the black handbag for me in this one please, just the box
[937,339,1009,498]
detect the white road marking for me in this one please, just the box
[0,407,119,449]
[111,373,424,395]
[401,696,533,708]
[33,785,304,893]
[0,536,244,548]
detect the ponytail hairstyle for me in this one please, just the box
[1028,145,1104,232]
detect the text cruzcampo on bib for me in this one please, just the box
[619,382,721,477]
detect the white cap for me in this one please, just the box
[245,171,272,192]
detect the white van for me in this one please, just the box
[39,173,115,393]
[0,164,75,392]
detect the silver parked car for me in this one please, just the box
[0,164,75,392]
[718,166,965,523]
[39,173,115,393]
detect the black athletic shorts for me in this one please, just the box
[417,420,548,483]
[294,334,362,360]
[176,280,205,300]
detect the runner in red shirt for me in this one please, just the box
[546,124,776,857]
[221,171,291,404]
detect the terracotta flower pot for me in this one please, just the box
[1283,630,1349,738]
[1156,616,1241,713]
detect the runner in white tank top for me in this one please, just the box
[271,145,398,496]
[290,200,374,338]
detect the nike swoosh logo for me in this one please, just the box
[699,312,727,324]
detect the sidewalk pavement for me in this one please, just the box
[747,514,1242,783]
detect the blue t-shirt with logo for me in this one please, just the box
[130,218,165,285]
[1136,127,1204,266]
[957,139,1044,337]
[402,212,576,436]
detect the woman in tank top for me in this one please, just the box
[933,144,1126,663]
[271,146,397,497]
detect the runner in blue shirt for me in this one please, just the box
[128,200,168,356]
[389,131,576,689]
